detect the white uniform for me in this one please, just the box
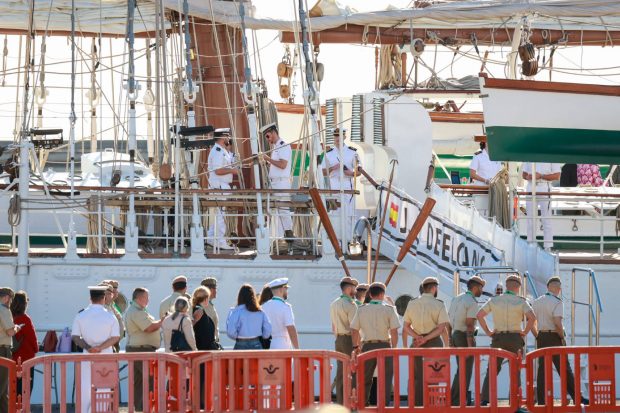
[261,297,295,349]
[207,142,234,245]
[269,139,293,237]
[523,162,562,249]
[71,304,120,413]
[470,149,502,185]
[322,145,361,240]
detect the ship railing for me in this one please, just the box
[3,186,359,258]
[570,267,603,346]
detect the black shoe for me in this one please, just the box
[481,401,489,407]
[581,397,589,406]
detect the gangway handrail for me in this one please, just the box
[523,271,540,299]
[454,265,536,297]
[571,267,602,346]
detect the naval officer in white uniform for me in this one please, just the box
[259,123,294,240]
[470,141,502,185]
[71,286,120,413]
[321,128,364,240]
[261,278,299,349]
[522,162,562,250]
[207,128,238,250]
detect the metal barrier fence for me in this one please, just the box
[186,350,351,413]
[352,347,521,412]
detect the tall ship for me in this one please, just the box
[0,0,617,410]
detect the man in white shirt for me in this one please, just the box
[522,162,562,250]
[322,128,364,240]
[207,128,238,250]
[261,278,299,349]
[259,123,294,240]
[71,286,121,413]
[469,141,502,185]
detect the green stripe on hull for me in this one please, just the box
[487,126,620,163]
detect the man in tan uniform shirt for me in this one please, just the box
[201,277,221,346]
[402,277,450,406]
[125,287,163,411]
[477,274,536,404]
[0,288,18,413]
[448,275,485,406]
[329,276,359,405]
[532,276,587,405]
[351,282,400,406]
[159,275,188,319]
[100,281,125,352]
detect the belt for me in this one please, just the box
[0,345,11,349]
[126,345,158,351]
[336,334,352,337]
[495,331,521,334]
[270,177,290,182]
[363,340,389,344]
[538,330,558,333]
[236,337,260,342]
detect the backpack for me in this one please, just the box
[42,330,58,353]
[56,327,73,353]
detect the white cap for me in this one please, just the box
[267,277,289,289]
[88,285,109,292]
[260,123,277,135]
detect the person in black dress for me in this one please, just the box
[191,286,219,408]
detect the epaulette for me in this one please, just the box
[327,147,334,152]
[474,150,482,155]
[348,146,357,151]
[279,141,284,145]
[215,147,221,152]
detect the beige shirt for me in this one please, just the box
[480,292,533,332]
[125,303,161,348]
[350,301,400,342]
[449,292,479,332]
[403,293,449,335]
[106,303,125,338]
[330,295,358,335]
[532,293,563,331]
[162,314,197,352]
[159,292,182,319]
[0,305,14,346]
[203,301,220,340]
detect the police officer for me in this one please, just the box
[200,277,221,347]
[159,275,188,319]
[259,123,294,240]
[402,277,450,406]
[355,283,369,306]
[329,276,359,404]
[532,276,588,405]
[469,140,501,185]
[0,288,19,413]
[125,287,163,411]
[99,281,125,353]
[350,282,400,406]
[478,274,536,405]
[261,278,299,349]
[322,128,364,239]
[448,276,485,406]
[71,286,120,413]
[207,128,238,250]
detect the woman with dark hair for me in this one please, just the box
[258,285,273,305]
[10,291,38,394]
[226,284,272,350]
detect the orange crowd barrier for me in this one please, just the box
[525,345,620,412]
[187,350,351,413]
[352,347,521,412]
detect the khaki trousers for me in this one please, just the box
[126,345,157,411]
[361,342,392,406]
[450,330,475,406]
[334,335,353,405]
[412,336,443,406]
[481,332,523,402]
[0,346,11,413]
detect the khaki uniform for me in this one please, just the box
[330,295,358,404]
[159,291,182,319]
[480,292,533,402]
[125,303,160,411]
[403,294,449,406]
[0,305,13,413]
[106,303,125,352]
[203,301,220,342]
[532,293,577,404]
[448,292,479,406]
[351,301,400,406]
